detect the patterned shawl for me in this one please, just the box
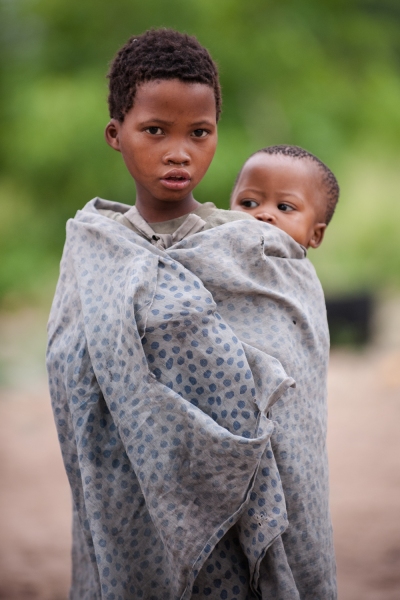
[47,200,336,599]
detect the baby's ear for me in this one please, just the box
[104,119,121,151]
[308,223,326,249]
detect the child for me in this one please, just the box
[231,144,339,250]
[47,29,337,600]
[97,29,253,248]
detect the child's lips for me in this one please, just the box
[160,168,191,190]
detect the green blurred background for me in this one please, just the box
[1,0,400,306]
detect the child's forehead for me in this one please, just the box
[131,78,217,119]
[137,77,211,93]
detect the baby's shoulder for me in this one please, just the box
[202,206,254,230]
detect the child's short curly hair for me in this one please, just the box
[107,29,222,123]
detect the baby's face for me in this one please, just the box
[231,154,327,248]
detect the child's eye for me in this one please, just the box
[191,129,208,138]
[241,199,259,209]
[278,203,294,212]
[145,126,164,135]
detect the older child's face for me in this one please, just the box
[105,79,217,221]
[230,154,326,248]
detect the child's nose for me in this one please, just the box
[167,158,190,167]
[164,150,190,166]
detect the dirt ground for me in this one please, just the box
[0,310,399,599]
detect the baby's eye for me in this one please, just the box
[145,126,163,135]
[241,199,259,209]
[191,129,208,138]
[278,203,294,212]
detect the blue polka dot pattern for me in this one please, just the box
[46,200,336,599]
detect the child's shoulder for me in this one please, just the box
[84,198,254,239]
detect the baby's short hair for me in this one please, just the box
[107,28,221,123]
[234,145,340,225]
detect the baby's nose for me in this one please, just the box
[255,211,276,224]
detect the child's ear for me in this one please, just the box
[105,119,121,152]
[308,223,326,249]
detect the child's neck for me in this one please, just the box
[135,195,201,223]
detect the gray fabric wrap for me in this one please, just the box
[47,199,336,599]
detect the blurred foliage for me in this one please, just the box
[1,0,400,303]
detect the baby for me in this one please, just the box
[230,144,339,249]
